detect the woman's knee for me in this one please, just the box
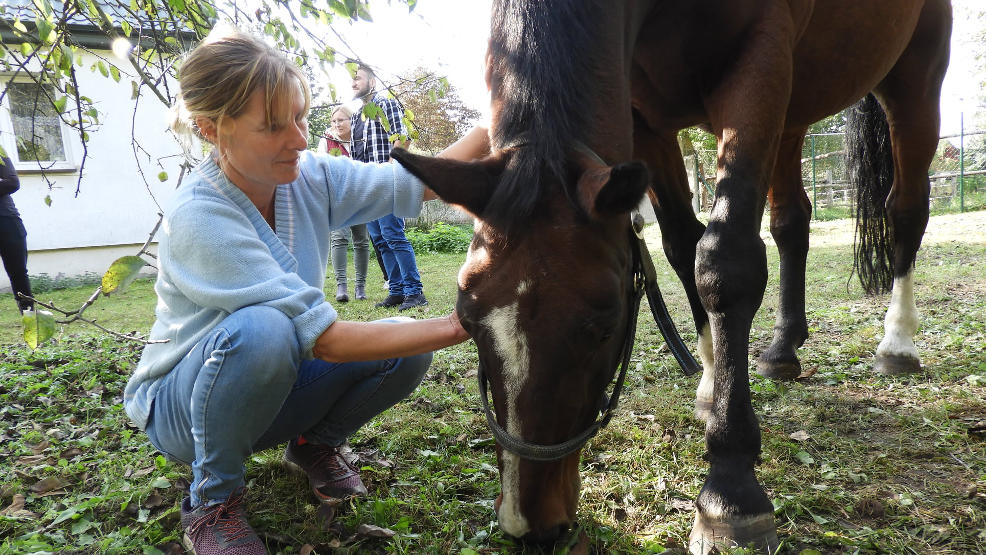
[393,351,433,395]
[220,306,300,383]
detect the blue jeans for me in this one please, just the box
[144,306,431,507]
[366,214,422,297]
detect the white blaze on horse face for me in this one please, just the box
[876,271,920,362]
[482,281,534,537]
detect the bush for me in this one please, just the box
[29,272,103,294]
[405,222,472,253]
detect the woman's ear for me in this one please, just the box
[195,116,217,143]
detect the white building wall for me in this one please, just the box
[2,48,182,291]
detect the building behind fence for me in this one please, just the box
[687,129,986,217]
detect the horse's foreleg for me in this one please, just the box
[631,120,713,417]
[689,17,794,555]
[757,132,812,380]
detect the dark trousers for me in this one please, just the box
[0,215,32,312]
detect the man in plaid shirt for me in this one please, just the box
[350,65,428,311]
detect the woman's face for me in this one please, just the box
[201,80,309,193]
[331,111,351,141]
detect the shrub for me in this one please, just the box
[405,222,472,253]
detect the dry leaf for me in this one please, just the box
[60,448,84,459]
[133,466,155,477]
[789,430,810,442]
[356,523,396,538]
[29,440,50,454]
[299,545,316,555]
[17,455,49,465]
[143,494,164,509]
[316,503,337,530]
[29,476,66,494]
[0,494,25,516]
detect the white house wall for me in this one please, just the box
[2,48,182,291]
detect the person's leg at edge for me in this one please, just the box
[350,224,370,300]
[144,305,300,507]
[330,228,352,302]
[367,218,404,306]
[0,215,33,313]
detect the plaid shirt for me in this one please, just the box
[350,92,407,163]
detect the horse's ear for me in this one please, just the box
[577,161,649,216]
[391,148,508,217]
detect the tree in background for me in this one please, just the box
[392,66,482,154]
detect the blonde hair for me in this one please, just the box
[331,105,353,120]
[170,27,312,150]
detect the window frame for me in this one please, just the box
[0,74,78,173]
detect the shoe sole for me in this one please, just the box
[282,458,363,504]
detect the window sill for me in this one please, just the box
[13,163,79,175]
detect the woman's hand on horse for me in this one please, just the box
[313,313,471,363]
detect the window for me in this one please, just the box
[1,78,74,170]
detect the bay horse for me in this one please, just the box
[392,0,952,552]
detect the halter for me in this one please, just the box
[477,213,699,462]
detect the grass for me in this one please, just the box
[2,211,985,554]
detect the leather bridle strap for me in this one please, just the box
[631,214,701,376]
[475,223,647,461]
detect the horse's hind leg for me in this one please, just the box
[870,4,951,375]
[757,130,812,380]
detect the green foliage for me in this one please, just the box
[29,272,103,294]
[405,222,472,254]
[2,221,986,551]
[101,256,148,296]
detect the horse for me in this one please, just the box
[392,0,952,552]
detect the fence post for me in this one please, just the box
[810,134,817,220]
[960,112,965,213]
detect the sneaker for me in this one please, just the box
[375,294,404,308]
[335,284,349,303]
[354,285,367,300]
[283,440,368,502]
[180,488,265,554]
[399,293,428,311]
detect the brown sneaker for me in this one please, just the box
[180,488,266,554]
[284,439,368,502]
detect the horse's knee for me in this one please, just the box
[695,222,767,316]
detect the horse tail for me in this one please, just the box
[846,93,895,295]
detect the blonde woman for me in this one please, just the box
[123,29,488,554]
[317,105,372,302]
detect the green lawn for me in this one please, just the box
[2,212,985,554]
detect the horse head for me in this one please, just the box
[393,145,648,543]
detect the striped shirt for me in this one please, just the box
[350,92,407,163]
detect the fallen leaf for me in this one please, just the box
[0,494,25,516]
[60,448,84,459]
[149,476,171,489]
[669,498,693,512]
[30,476,66,494]
[300,545,316,555]
[790,430,810,442]
[356,523,396,538]
[17,455,49,465]
[143,494,164,509]
[29,440,50,454]
[133,466,155,477]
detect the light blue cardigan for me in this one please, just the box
[124,151,425,430]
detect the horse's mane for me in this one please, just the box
[486,0,602,230]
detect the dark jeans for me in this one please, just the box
[0,215,32,312]
[366,214,423,297]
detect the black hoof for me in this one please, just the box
[689,511,778,554]
[874,353,921,375]
[756,357,802,380]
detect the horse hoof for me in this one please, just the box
[688,511,778,554]
[874,353,921,375]
[756,358,802,380]
[694,397,712,421]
